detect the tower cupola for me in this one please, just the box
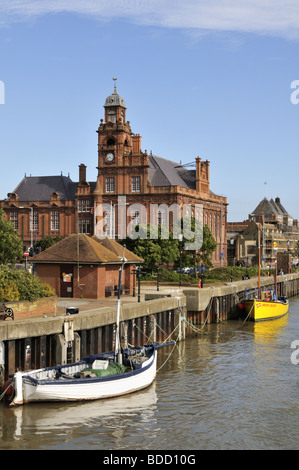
[104,78,127,123]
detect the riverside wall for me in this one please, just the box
[0,294,186,386]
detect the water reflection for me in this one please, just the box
[253,314,289,344]
[0,385,158,449]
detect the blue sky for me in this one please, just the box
[1,1,299,222]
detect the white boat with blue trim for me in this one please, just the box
[7,246,174,406]
[9,343,166,406]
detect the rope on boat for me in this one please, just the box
[132,318,181,373]
[132,321,151,344]
[132,317,180,345]
[156,337,178,373]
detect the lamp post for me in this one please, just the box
[30,206,33,249]
[178,233,183,288]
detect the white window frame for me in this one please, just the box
[77,199,91,213]
[10,211,18,230]
[131,176,141,192]
[51,211,60,231]
[106,177,115,193]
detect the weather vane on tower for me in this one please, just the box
[113,77,117,91]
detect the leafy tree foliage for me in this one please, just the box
[120,218,217,273]
[177,218,217,270]
[120,224,179,273]
[34,235,64,252]
[0,266,55,302]
[0,209,23,264]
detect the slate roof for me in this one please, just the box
[252,197,290,219]
[31,234,143,265]
[11,175,97,201]
[104,88,127,109]
[148,154,196,190]
[10,155,198,202]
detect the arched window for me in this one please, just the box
[107,138,116,146]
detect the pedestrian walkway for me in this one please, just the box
[57,294,140,314]
[57,284,184,314]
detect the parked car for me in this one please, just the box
[176,267,193,274]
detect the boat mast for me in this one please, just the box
[115,245,126,363]
[258,203,261,297]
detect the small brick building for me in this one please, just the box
[31,234,142,299]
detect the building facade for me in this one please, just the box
[227,197,299,269]
[0,82,228,267]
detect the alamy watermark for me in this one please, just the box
[0,81,4,104]
[290,80,299,104]
[290,340,299,364]
[93,196,204,251]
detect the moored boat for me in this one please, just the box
[7,342,171,406]
[240,203,289,322]
[241,292,289,322]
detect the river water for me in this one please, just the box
[1,296,299,451]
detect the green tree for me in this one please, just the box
[197,224,217,268]
[120,224,179,273]
[0,209,23,264]
[177,219,217,272]
[34,235,64,252]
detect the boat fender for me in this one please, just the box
[238,303,244,310]
[2,379,13,396]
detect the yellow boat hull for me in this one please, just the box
[242,298,289,322]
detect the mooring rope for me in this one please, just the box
[132,318,181,372]
[183,299,254,336]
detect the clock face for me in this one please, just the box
[105,153,114,162]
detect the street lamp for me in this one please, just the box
[178,233,183,288]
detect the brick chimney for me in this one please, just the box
[79,164,86,184]
[132,134,142,154]
[196,157,210,193]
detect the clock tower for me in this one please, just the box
[95,79,149,196]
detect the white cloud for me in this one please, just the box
[1,0,299,38]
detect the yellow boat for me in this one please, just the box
[242,290,289,322]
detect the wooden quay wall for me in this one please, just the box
[0,295,186,387]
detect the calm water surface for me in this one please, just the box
[1,296,299,450]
